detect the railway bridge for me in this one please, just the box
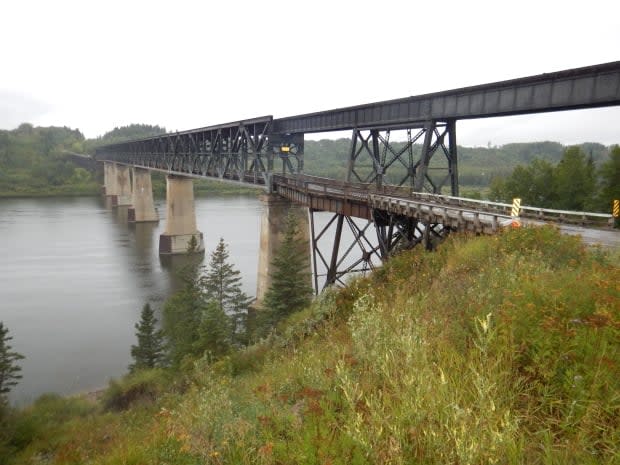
[96,61,620,294]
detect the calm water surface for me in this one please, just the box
[0,195,262,405]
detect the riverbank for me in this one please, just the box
[3,226,619,464]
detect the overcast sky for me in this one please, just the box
[1,0,619,147]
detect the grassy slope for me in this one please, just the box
[4,227,619,464]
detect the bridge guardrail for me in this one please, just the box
[272,174,614,228]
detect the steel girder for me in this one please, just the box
[271,61,620,134]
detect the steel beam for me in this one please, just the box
[271,61,620,134]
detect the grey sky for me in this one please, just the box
[1,0,619,147]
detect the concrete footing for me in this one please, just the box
[128,167,159,222]
[159,175,204,255]
[255,193,311,305]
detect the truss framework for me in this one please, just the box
[97,118,304,188]
[309,209,450,290]
[346,120,458,195]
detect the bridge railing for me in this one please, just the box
[272,174,615,228]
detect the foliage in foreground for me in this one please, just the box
[257,212,313,337]
[0,323,24,408]
[4,227,620,464]
[163,239,251,368]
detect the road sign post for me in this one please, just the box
[511,198,521,228]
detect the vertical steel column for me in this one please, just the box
[346,130,358,182]
[413,120,435,192]
[326,214,345,286]
[371,129,383,189]
[447,119,459,196]
[310,209,319,294]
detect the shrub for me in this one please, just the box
[102,369,171,412]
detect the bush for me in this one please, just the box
[0,394,94,462]
[102,369,172,412]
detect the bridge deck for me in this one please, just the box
[272,174,614,232]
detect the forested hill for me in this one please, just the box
[83,124,167,152]
[0,124,167,197]
[0,124,96,196]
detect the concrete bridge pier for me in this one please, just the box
[115,164,132,206]
[128,167,159,222]
[102,162,119,207]
[159,175,205,254]
[102,162,110,196]
[255,193,312,305]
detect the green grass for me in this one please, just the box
[3,226,619,464]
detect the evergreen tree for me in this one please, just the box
[163,266,204,367]
[0,322,24,406]
[259,212,313,334]
[193,301,232,358]
[201,238,251,346]
[129,303,165,372]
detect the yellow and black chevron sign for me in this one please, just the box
[613,199,619,218]
[511,198,521,227]
[511,198,521,218]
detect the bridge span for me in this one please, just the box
[95,61,620,293]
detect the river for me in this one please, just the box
[0,195,265,406]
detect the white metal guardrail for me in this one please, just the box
[274,174,615,228]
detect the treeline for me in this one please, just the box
[489,145,620,212]
[0,124,170,197]
[83,124,167,153]
[0,124,96,196]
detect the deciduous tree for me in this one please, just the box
[554,146,595,210]
[597,145,620,216]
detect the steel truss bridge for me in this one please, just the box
[97,61,620,288]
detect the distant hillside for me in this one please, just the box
[0,124,97,196]
[84,124,167,152]
[303,139,612,188]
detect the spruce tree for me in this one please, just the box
[129,303,165,372]
[201,238,251,346]
[260,212,313,333]
[0,322,24,406]
[193,301,232,358]
[163,266,204,367]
